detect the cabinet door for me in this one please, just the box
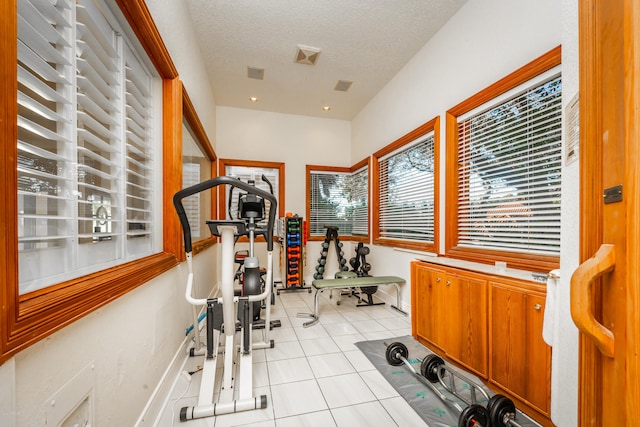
[412,263,445,350]
[444,273,488,377]
[490,284,551,414]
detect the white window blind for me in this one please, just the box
[124,43,154,255]
[378,135,435,243]
[309,166,368,236]
[225,165,279,223]
[456,75,562,256]
[17,0,157,294]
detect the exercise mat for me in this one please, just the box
[355,335,540,427]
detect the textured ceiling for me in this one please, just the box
[186,0,469,120]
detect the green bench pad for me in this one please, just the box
[312,275,405,289]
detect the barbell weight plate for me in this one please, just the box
[488,395,516,427]
[458,404,489,427]
[420,354,445,383]
[485,394,502,419]
[385,342,408,366]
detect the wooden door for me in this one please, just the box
[411,262,445,350]
[444,272,487,378]
[576,0,640,423]
[490,283,551,415]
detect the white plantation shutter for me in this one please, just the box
[75,1,121,248]
[309,165,368,237]
[17,0,75,291]
[456,74,562,256]
[378,134,435,243]
[17,0,157,294]
[124,44,154,253]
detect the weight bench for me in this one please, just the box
[297,276,408,327]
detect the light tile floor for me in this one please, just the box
[156,287,429,427]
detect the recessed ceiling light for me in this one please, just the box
[322,106,331,111]
[249,97,259,102]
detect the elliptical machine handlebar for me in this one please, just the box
[173,176,278,253]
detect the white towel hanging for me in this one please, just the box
[542,269,560,346]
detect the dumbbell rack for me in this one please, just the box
[313,226,349,280]
[277,216,310,294]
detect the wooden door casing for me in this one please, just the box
[578,0,640,423]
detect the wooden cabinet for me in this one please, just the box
[490,280,551,415]
[412,262,445,350]
[411,260,551,420]
[445,271,487,378]
[411,262,487,377]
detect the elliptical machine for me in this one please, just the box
[173,176,277,422]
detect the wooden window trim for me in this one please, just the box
[444,46,562,271]
[182,86,217,258]
[218,159,285,240]
[372,117,440,253]
[1,0,181,363]
[305,157,370,242]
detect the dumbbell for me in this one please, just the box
[357,245,370,256]
[322,242,330,249]
[362,262,371,273]
[317,258,326,265]
[486,395,523,427]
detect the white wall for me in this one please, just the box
[2,1,220,426]
[216,107,353,283]
[553,0,580,425]
[352,0,563,311]
[351,0,578,425]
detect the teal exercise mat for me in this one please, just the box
[355,336,540,427]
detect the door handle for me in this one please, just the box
[570,244,615,358]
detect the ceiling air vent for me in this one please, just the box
[247,66,264,80]
[334,80,353,92]
[294,45,321,65]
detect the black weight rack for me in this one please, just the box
[313,226,349,280]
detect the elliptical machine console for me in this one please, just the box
[173,176,278,422]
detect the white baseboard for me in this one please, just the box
[134,335,191,427]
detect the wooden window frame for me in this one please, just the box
[444,46,561,271]
[372,117,440,253]
[1,0,182,363]
[305,157,370,242]
[182,86,217,258]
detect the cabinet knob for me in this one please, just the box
[446,280,451,286]
[436,277,441,282]
[534,303,542,310]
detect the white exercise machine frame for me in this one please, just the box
[173,176,278,422]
